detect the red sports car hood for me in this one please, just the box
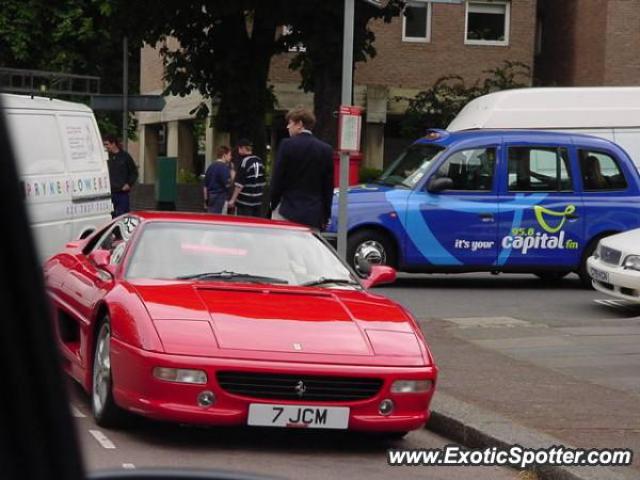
[130,281,429,367]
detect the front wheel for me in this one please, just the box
[92,317,127,428]
[347,229,397,278]
[578,237,603,289]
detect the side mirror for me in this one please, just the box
[362,265,397,289]
[89,249,113,273]
[426,176,454,193]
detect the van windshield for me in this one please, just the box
[378,144,445,189]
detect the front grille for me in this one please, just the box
[600,246,622,266]
[217,371,383,402]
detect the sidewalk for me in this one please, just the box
[420,317,640,480]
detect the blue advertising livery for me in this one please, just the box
[327,129,640,284]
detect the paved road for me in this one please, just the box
[69,385,517,480]
[72,271,640,478]
[379,272,640,396]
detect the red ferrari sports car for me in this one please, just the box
[45,212,437,434]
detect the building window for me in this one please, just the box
[465,1,510,46]
[282,25,306,53]
[403,1,432,43]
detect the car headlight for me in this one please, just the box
[623,255,640,271]
[153,367,207,384]
[390,379,433,394]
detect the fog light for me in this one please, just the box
[379,399,394,416]
[153,367,207,384]
[197,390,216,408]
[391,380,433,394]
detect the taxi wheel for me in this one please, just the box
[92,317,127,428]
[578,239,600,289]
[347,229,397,278]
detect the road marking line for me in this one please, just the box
[70,405,86,418]
[89,430,116,449]
[122,464,135,469]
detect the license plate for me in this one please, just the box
[590,267,609,283]
[248,404,349,429]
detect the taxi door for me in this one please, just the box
[496,143,584,269]
[403,146,500,267]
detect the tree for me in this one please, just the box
[131,1,291,159]
[400,60,532,138]
[0,0,142,136]
[284,1,404,147]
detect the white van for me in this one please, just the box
[1,94,112,260]
[448,87,640,169]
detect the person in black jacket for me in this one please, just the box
[270,106,334,230]
[103,134,138,217]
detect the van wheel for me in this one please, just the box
[347,230,397,278]
[535,272,570,282]
[92,317,127,428]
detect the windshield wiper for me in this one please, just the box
[301,277,359,287]
[177,270,289,284]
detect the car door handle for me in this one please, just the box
[478,213,494,222]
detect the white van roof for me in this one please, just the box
[0,93,93,113]
[448,87,640,131]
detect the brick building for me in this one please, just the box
[535,0,640,87]
[135,0,537,183]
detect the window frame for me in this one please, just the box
[578,149,629,192]
[433,146,498,193]
[464,0,510,47]
[402,1,433,43]
[506,146,573,193]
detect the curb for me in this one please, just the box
[426,392,637,480]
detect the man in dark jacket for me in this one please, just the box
[270,106,334,230]
[104,134,138,217]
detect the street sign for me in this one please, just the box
[90,95,165,111]
[337,105,363,152]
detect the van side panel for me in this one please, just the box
[4,101,112,261]
[57,113,112,242]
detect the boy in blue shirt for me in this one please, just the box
[203,146,233,214]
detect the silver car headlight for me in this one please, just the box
[623,255,640,271]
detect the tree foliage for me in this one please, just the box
[0,0,141,136]
[128,0,292,159]
[400,61,532,138]
[284,0,405,146]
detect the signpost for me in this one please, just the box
[338,105,363,153]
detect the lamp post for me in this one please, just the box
[337,0,355,260]
[337,0,388,260]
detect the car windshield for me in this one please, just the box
[126,222,358,287]
[378,144,445,189]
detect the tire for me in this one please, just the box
[578,238,601,289]
[347,229,397,278]
[534,272,570,282]
[91,317,127,428]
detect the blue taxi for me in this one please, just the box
[327,129,640,286]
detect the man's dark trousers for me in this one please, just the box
[111,191,130,218]
[236,204,262,218]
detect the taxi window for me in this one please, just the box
[379,144,444,188]
[578,150,627,191]
[435,147,496,191]
[508,147,572,192]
